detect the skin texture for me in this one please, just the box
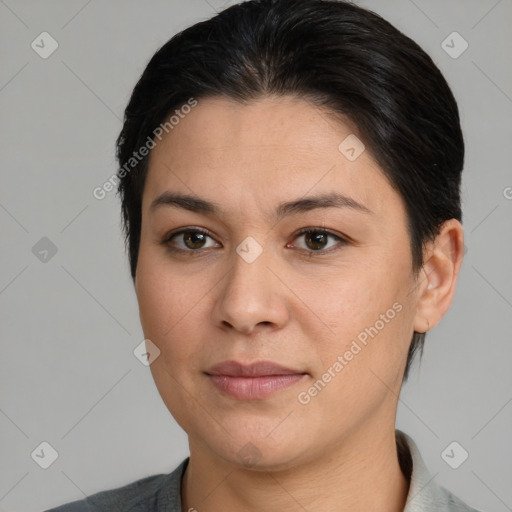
[135,95,464,512]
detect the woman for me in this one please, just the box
[47,0,481,510]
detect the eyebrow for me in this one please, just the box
[149,191,373,220]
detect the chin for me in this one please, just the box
[203,427,309,472]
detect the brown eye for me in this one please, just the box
[304,231,329,250]
[291,228,348,254]
[164,228,219,252]
[181,230,208,250]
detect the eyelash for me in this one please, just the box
[162,227,349,256]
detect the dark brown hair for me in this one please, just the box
[115,0,464,379]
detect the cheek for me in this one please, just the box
[304,259,412,382]
[136,251,206,429]
[135,260,168,339]
[310,266,396,336]
[299,283,411,427]
[136,246,190,336]
[136,255,182,374]
[135,248,209,373]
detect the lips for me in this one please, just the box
[205,360,307,400]
[206,360,305,377]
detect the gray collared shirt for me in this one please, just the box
[397,430,482,512]
[45,430,483,511]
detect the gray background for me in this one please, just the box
[0,0,511,511]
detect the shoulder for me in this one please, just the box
[43,473,169,512]
[43,458,188,512]
[439,486,485,512]
[397,430,486,512]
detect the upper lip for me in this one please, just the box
[206,360,306,377]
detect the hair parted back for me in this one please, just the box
[116,0,464,380]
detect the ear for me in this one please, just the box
[413,219,465,333]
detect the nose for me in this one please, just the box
[211,245,290,336]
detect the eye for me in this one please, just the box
[163,228,219,252]
[163,226,349,255]
[289,228,348,254]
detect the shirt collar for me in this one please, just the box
[397,429,462,511]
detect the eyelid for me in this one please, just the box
[290,227,349,254]
[163,226,218,247]
[162,226,350,254]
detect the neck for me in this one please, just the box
[181,426,410,512]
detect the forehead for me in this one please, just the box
[143,95,399,220]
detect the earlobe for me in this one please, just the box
[413,219,465,333]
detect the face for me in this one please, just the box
[135,95,421,471]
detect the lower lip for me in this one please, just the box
[208,374,306,400]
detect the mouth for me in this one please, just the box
[205,360,308,400]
